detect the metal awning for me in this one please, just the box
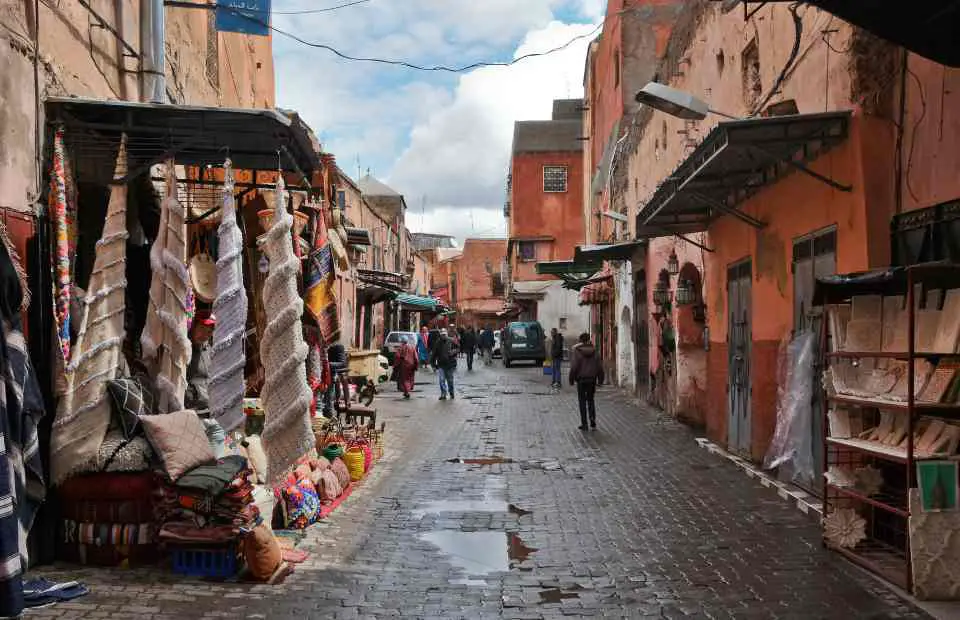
[357,268,405,291]
[574,240,646,263]
[636,111,851,239]
[535,260,600,276]
[396,293,439,311]
[45,97,321,185]
[765,1,960,67]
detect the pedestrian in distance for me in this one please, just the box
[461,326,478,371]
[417,325,430,369]
[549,327,564,389]
[479,325,495,366]
[569,332,604,430]
[431,328,457,400]
[395,336,418,399]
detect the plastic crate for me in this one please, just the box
[170,544,239,578]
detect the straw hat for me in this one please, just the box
[189,252,217,303]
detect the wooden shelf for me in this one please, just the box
[827,351,960,360]
[826,436,955,463]
[825,483,908,518]
[827,394,960,413]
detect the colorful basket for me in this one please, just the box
[344,447,366,481]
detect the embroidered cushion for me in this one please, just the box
[106,376,156,439]
[141,410,215,481]
[281,480,320,529]
[95,429,154,473]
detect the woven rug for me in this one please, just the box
[259,176,314,483]
[209,160,247,432]
[50,137,129,484]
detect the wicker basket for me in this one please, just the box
[344,447,366,481]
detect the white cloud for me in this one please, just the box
[272,1,603,240]
[387,20,597,234]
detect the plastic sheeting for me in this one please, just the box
[764,331,817,483]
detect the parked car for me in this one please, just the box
[381,331,418,364]
[502,321,546,368]
[492,330,502,358]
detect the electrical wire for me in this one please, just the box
[261,0,371,14]
[751,2,803,116]
[905,67,927,204]
[225,6,603,73]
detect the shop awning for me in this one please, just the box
[574,240,646,263]
[636,111,851,238]
[395,293,440,311]
[765,1,960,67]
[45,97,321,185]
[512,281,552,300]
[345,227,372,246]
[535,260,601,276]
[357,268,406,291]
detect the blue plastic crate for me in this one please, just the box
[170,544,239,579]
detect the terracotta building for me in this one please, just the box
[448,238,508,328]
[506,99,590,343]
[613,0,960,474]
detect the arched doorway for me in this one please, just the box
[674,262,707,426]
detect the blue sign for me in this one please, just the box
[216,0,271,36]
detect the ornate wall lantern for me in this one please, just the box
[667,249,680,276]
[652,278,672,307]
[675,278,696,306]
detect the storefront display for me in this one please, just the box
[817,262,960,597]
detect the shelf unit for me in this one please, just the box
[816,262,960,594]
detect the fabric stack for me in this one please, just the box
[58,472,160,567]
[157,455,259,557]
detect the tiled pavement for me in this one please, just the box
[30,364,928,619]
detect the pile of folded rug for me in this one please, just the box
[157,455,260,548]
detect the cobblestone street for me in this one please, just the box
[33,364,928,619]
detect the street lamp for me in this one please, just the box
[634,82,740,121]
[667,249,680,276]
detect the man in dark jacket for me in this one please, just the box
[431,328,457,400]
[461,327,478,371]
[569,333,604,430]
[479,326,495,366]
[549,328,564,388]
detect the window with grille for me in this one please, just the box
[337,190,346,210]
[543,166,568,193]
[518,241,536,262]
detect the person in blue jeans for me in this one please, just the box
[550,327,564,388]
[431,328,457,400]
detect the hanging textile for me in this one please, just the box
[303,201,341,343]
[51,137,129,485]
[0,220,28,314]
[0,239,45,619]
[140,161,192,413]
[209,160,247,432]
[49,128,74,363]
[260,177,314,482]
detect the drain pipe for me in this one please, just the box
[140,0,166,103]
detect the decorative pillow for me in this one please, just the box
[330,457,351,489]
[96,430,154,473]
[243,435,267,484]
[243,523,281,581]
[107,377,155,439]
[317,469,342,502]
[281,480,320,529]
[141,410,215,481]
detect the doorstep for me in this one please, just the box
[694,437,960,620]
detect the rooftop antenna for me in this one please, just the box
[355,155,360,182]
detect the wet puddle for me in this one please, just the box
[539,588,581,603]
[413,476,517,517]
[420,530,538,579]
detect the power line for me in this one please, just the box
[260,0,372,15]
[225,7,602,72]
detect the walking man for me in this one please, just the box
[461,326,478,371]
[431,328,457,400]
[479,326,494,366]
[569,333,604,430]
[549,327,564,388]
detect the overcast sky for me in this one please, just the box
[272,0,605,244]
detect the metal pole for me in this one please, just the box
[140,0,166,103]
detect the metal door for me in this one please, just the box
[791,229,837,493]
[727,260,752,456]
[634,271,650,397]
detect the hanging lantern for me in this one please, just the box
[675,279,696,306]
[667,249,680,276]
[652,278,671,306]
